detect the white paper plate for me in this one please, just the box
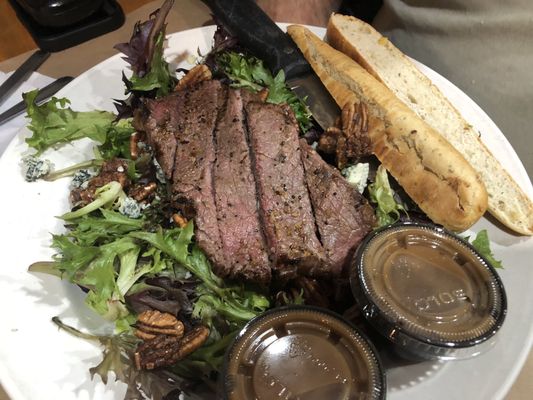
[0,25,532,400]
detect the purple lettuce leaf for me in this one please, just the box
[114,0,174,78]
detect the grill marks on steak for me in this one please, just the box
[300,140,376,274]
[170,80,227,270]
[245,102,328,277]
[213,90,271,283]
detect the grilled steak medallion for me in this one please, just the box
[213,89,271,283]
[245,102,328,277]
[170,80,227,270]
[142,94,185,179]
[300,140,376,274]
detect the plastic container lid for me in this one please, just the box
[351,222,507,360]
[223,306,385,400]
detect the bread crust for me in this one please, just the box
[287,25,488,232]
[326,13,533,235]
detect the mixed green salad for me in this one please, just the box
[21,1,501,398]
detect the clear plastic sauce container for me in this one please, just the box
[223,306,386,399]
[351,222,507,360]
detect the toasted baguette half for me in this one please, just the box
[287,25,487,232]
[327,13,533,235]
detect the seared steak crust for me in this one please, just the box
[246,102,327,277]
[213,90,271,283]
[300,140,375,273]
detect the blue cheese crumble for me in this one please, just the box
[118,196,142,219]
[22,156,52,182]
[70,169,95,189]
[342,163,370,194]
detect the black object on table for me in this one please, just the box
[8,0,125,52]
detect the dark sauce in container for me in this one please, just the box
[223,306,386,400]
[351,222,507,360]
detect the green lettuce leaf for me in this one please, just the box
[467,229,503,269]
[60,181,125,220]
[132,221,269,325]
[368,165,407,227]
[217,51,312,131]
[95,118,136,160]
[66,209,145,246]
[23,90,115,154]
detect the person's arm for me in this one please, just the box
[256,0,342,26]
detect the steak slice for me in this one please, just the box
[246,102,327,277]
[300,140,376,274]
[213,89,271,283]
[171,80,226,269]
[140,94,186,180]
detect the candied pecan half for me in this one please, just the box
[172,213,188,228]
[138,310,178,328]
[175,65,212,91]
[317,102,371,169]
[130,132,140,160]
[128,181,157,202]
[134,325,210,370]
[69,159,130,206]
[175,326,210,359]
[134,310,185,340]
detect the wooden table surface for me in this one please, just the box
[0,1,531,399]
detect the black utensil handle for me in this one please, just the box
[0,76,73,125]
[201,0,310,79]
[0,50,50,105]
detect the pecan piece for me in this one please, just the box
[175,325,210,359]
[129,132,140,160]
[134,325,210,370]
[129,182,157,202]
[69,159,130,207]
[138,310,178,328]
[134,310,185,340]
[136,322,184,337]
[317,102,371,169]
[257,88,269,102]
[135,329,157,341]
[318,127,341,154]
[175,65,212,91]
[172,213,188,228]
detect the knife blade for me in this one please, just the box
[201,0,339,130]
[0,76,74,125]
[0,50,50,106]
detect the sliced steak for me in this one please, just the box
[141,95,186,179]
[213,90,271,283]
[171,80,226,270]
[300,140,376,274]
[246,102,327,277]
